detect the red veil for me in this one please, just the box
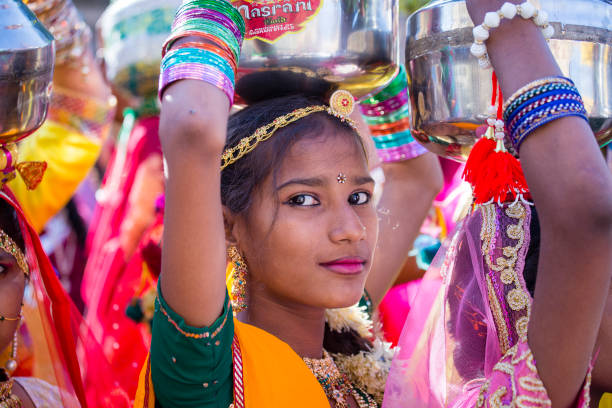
[1,187,129,407]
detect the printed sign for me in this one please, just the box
[231,0,323,43]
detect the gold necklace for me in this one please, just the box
[303,350,377,408]
[0,370,21,408]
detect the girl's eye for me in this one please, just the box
[0,264,6,275]
[348,192,370,205]
[287,194,320,207]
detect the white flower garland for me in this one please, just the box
[325,304,372,339]
[325,303,396,405]
[332,339,395,405]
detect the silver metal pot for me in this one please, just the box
[0,0,55,143]
[97,0,181,102]
[406,0,611,162]
[233,0,400,103]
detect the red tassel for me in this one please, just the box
[473,149,512,204]
[472,149,530,204]
[466,71,532,205]
[463,135,495,185]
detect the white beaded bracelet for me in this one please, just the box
[470,1,555,69]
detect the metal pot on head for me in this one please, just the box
[0,0,55,143]
[233,0,400,104]
[97,0,182,104]
[406,0,611,162]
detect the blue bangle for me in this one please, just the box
[505,87,581,126]
[510,101,588,152]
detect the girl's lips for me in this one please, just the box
[320,257,366,275]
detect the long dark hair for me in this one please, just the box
[222,94,373,355]
[0,199,24,252]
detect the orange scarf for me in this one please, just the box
[134,319,329,407]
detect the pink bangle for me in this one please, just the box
[359,89,409,117]
[172,9,243,47]
[159,63,234,105]
[376,141,428,163]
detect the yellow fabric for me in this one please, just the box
[600,394,612,408]
[234,319,328,407]
[134,354,155,408]
[135,318,329,407]
[9,121,101,232]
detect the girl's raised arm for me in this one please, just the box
[158,78,230,327]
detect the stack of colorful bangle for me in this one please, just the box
[360,66,427,163]
[159,0,245,105]
[503,75,588,153]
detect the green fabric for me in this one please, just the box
[359,290,374,320]
[150,282,234,408]
[150,285,373,408]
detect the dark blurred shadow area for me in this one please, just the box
[73,0,109,29]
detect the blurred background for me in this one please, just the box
[74,0,431,30]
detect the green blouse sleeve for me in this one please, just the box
[150,281,234,408]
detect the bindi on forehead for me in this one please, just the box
[275,173,375,192]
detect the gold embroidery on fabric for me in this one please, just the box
[481,341,552,408]
[517,395,552,407]
[494,362,515,377]
[506,224,522,240]
[505,203,525,219]
[500,269,514,285]
[480,203,532,353]
[515,317,529,338]
[486,275,511,353]
[489,386,508,408]
[476,381,490,408]
[507,289,529,311]
[518,377,546,393]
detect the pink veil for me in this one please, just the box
[383,203,533,408]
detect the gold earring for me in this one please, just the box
[228,246,248,312]
[5,331,18,374]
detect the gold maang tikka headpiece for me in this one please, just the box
[221,90,358,170]
[0,229,29,277]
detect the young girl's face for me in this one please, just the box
[230,128,378,310]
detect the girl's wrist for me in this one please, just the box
[471,3,563,99]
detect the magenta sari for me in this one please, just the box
[82,116,161,329]
[81,116,162,398]
[383,203,592,408]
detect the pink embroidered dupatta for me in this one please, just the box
[383,203,591,408]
